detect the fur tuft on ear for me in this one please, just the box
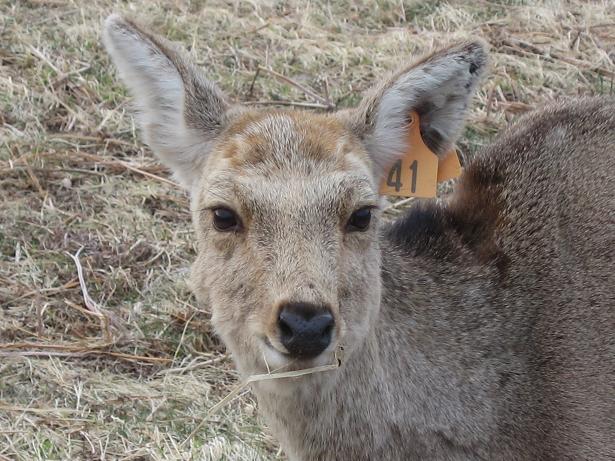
[344,40,488,180]
[103,14,233,189]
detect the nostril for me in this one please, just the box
[277,302,335,359]
[323,321,333,338]
[311,312,334,338]
[278,315,293,340]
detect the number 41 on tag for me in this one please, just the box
[379,112,462,198]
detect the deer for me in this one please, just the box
[103,14,615,461]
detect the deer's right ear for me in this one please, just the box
[103,14,233,190]
[344,41,488,182]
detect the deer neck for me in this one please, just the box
[251,233,500,460]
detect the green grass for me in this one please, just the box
[1,0,614,459]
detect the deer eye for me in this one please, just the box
[212,207,240,232]
[346,207,372,232]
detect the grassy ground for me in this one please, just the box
[1,0,614,459]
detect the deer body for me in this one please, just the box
[103,15,615,460]
[252,99,615,460]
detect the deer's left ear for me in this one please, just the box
[343,40,488,179]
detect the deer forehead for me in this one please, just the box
[194,111,376,212]
[216,111,371,171]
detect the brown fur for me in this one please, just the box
[104,15,615,460]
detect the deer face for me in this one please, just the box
[103,14,487,375]
[189,112,381,372]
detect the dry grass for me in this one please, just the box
[1,0,614,459]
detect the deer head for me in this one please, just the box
[103,14,487,376]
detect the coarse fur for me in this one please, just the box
[103,14,615,461]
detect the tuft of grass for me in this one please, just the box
[1,0,614,459]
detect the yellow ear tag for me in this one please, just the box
[437,148,462,183]
[379,111,461,198]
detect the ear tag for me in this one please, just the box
[437,148,462,183]
[379,111,461,198]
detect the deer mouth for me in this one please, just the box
[261,334,338,371]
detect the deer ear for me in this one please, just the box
[345,40,488,180]
[103,14,234,190]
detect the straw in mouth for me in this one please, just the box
[182,345,345,447]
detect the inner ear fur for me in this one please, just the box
[341,40,489,179]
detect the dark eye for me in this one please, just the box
[347,207,372,232]
[212,207,239,232]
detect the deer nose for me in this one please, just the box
[278,302,334,359]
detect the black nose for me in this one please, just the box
[278,302,334,359]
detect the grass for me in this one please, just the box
[1,0,614,459]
